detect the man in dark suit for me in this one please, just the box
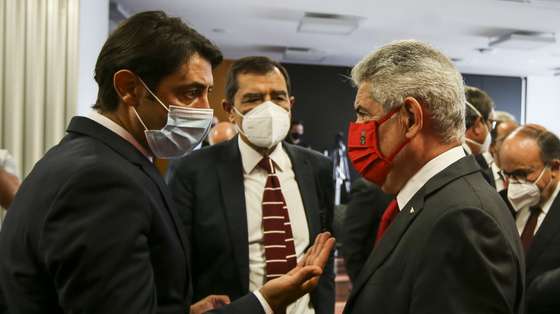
[343,40,524,314]
[169,56,335,314]
[499,124,560,314]
[339,178,391,283]
[0,11,334,314]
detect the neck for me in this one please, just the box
[101,107,153,156]
[240,134,276,156]
[540,178,559,208]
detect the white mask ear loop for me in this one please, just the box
[137,77,170,113]
[132,107,149,131]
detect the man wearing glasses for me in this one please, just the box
[499,124,560,314]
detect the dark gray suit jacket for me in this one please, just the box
[168,138,335,314]
[340,178,392,283]
[343,155,525,314]
[525,190,560,314]
[0,117,264,314]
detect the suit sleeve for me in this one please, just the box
[527,267,560,314]
[208,293,265,314]
[340,179,391,283]
[39,164,157,314]
[167,161,195,243]
[410,208,522,314]
[312,156,335,314]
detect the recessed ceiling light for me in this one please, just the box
[297,12,363,36]
[489,31,556,50]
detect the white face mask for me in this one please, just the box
[233,101,290,149]
[133,79,214,159]
[465,101,492,153]
[507,167,547,212]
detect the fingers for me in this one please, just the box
[313,237,336,269]
[303,232,331,267]
[211,295,231,307]
[292,265,323,293]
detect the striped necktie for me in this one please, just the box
[258,157,297,280]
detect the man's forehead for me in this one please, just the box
[502,135,542,165]
[237,70,288,92]
[176,54,213,84]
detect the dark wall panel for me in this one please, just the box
[282,63,355,153]
[463,74,523,121]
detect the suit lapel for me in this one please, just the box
[526,191,560,270]
[345,194,424,310]
[217,139,250,293]
[67,116,190,284]
[344,156,482,312]
[283,143,321,241]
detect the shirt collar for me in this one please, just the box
[396,146,466,210]
[238,137,290,174]
[86,110,153,162]
[541,180,560,216]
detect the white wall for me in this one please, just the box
[77,0,109,115]
[526,76,560,136]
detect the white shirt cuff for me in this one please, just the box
[253,290,274,314]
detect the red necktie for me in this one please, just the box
[375,199,399,245]
[259,157,297,280]
[520,206,541,253]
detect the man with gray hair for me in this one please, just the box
[342,40,524,314]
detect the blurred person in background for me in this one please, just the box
[499,124,560,314]
[208,121,237,145]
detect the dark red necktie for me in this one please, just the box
[259,157,297,280]
[375,199,399,245]
[520,206,541,253]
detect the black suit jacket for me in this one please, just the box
[0,117,263,314]
[340,178,392,283]
[343,155,525,314]
[525,191,560,314]
[168,138,335,314]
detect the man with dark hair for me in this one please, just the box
[0,11,334,314]
[464,86,494,156]
[499,124,560,314]
[169,55,335,314]
[286,120,309,148]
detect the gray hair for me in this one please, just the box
[351,40,466,144]
[492,110,517,123]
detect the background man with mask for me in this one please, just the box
[499,124,560,314]
[463,86,496,186]
[343,40,524,314]
[286,120,310,148]
[169,56,335,314]
[0,11,335,314]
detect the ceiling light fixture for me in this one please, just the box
[297,12,362,35]
[489,31,556,50]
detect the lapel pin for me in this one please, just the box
[409,207,415,214]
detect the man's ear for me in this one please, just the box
[402,97,423,139]
[550,159,560,172]
[222,99,236,123]
[113,69,141,108]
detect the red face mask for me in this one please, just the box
[347,107,410,186]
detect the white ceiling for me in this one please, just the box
[114,0,560,77]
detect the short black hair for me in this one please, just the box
[93,11,223,112]
[225,56,291,103]
[465,86,494,129]
[291,120,304,127]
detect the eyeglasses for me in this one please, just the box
[502,166,546,182]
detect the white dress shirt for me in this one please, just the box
[239,137,314,314]
[397,146,466,210]
[516,181,560,236]
[86,111,153,162]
